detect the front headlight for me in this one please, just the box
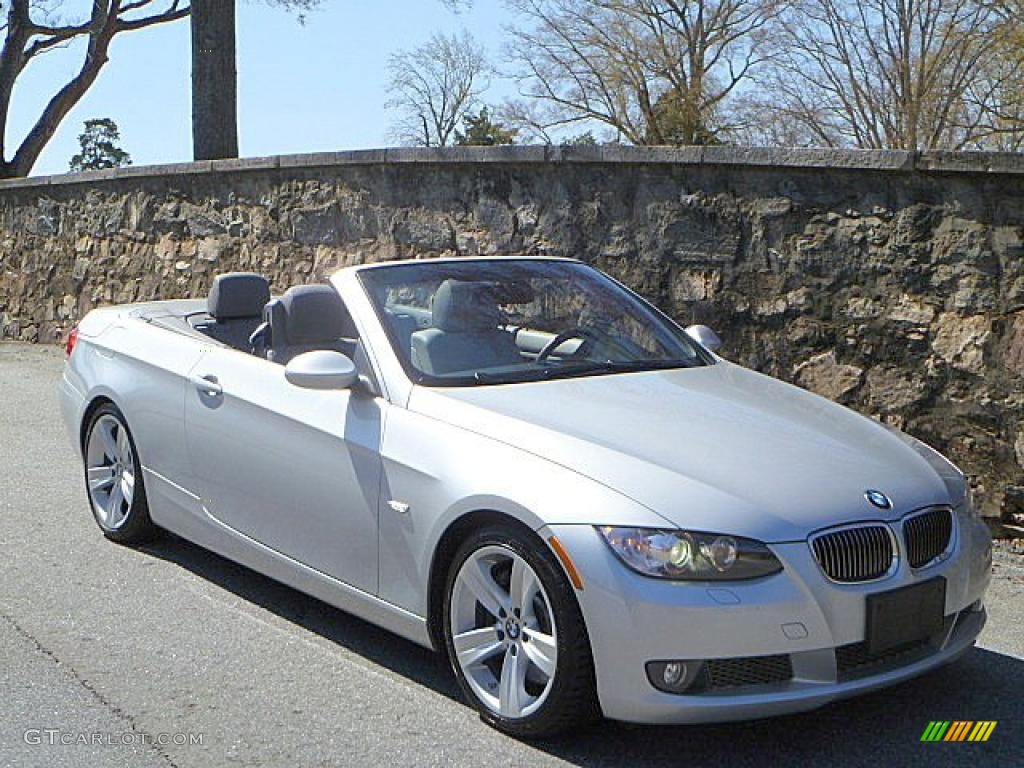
[596,527,783,581]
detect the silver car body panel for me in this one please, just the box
[59,256,992,724]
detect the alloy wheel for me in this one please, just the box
[85,413,136,530]
[450,545,558,719]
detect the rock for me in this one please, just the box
[72,258,90,282]
[57,295,76,320]
[1015,430,1024,470]
[1004,312,1024,376]
[198,239,223,263]
[866,367,928,410]
[292,204,343,245]
[845,296,881,319]
[752,197,792,218]
[184,204,226,237]
[887,294,935,325]
[931,313,990,373]
[671,270,721,302]
[794,351,864,401]
[1005,487,1024,520]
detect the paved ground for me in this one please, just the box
[1,341,1022,768]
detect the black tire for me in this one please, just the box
[442,523,598,738]
[82,403,159,545]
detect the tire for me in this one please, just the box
[82,403,158,545]
[443,523,598,738]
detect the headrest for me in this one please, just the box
[432,280,503,332]
[207,273,271,320]
[279,284,353,343]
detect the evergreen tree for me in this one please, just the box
[455,107,516,146]
[69,119,132,172]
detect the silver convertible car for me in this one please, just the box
[59,257,992,737]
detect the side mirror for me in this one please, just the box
[284,350,358,390]
[685,324,723,353]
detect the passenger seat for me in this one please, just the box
[264,285,358,365]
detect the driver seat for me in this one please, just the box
[410,280,522,376]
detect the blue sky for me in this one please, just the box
[14,0,520,176]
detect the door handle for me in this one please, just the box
[190,373,223,396]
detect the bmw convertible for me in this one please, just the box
[59,256,992,737]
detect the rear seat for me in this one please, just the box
[192,273,271,351]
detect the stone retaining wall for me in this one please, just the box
[1,146,1021,521]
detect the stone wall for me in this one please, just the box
[1,146,1021,523]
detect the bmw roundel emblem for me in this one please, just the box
[865,490,892,510]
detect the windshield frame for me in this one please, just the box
[356,258,716,388]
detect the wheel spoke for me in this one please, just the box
[498,646,527,718]
[120,470,135,506]
[116,425,129,458]
[99,420,119,460]
[461,559,510,619]
[522,628,557,679]
[106,484,124,526]
[510,556,538,617]
[87,466,116,492]
[453,627,504,668]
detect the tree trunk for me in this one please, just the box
[191,0,238,160]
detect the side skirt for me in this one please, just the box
[142,466,435,650]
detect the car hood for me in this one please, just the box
[408,361,952,542]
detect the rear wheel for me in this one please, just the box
[83,404,158,544]
[443,524,597,738]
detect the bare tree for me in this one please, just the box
[960,0,1024,150]
[745,0,1003,150]
[0,0,188,178]
[386,30,490,147]
[502,0,781,145]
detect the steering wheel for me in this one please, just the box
[536,327,603,363]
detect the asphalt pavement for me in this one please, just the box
[1,341,1022,767]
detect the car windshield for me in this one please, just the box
[359,259,713,386]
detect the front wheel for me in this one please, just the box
[443,525,597,738]
[83,404,158,544]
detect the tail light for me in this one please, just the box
[65,325,79,357]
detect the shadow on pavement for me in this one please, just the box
[142,534,1024,768]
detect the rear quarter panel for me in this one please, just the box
[69,314,209,521]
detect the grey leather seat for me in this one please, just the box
[265,284,358,365]
[199,272,271,351]
[410,280,522,376]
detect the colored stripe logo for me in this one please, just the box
[921,721,997,742]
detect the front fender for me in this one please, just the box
[377,403,670,617]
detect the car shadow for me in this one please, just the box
[139,532,461,701]
[141,534,1024,767]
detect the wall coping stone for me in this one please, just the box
[3,145,1023,192]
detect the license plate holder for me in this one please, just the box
[865,577,946,655]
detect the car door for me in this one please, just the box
[183,347,382,594]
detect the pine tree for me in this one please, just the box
[69,119,132,172]
[455,107,516,146]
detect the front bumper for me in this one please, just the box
[545,512,992,724]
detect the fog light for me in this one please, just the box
[662,662,686,686]
[645,660,707,694]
